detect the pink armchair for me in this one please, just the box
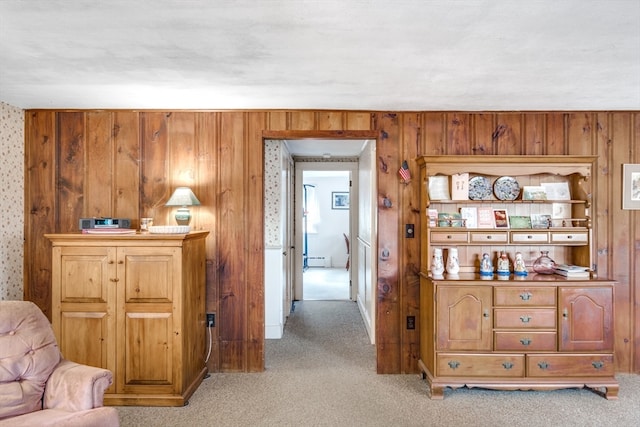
[0,301,119,426]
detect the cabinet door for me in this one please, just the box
[436,286,493,351]
[116,247,181,394]
[52,246,116,375]
[559,287,613,351]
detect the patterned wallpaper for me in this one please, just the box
[264,140,282,248]
[0,102,24,300]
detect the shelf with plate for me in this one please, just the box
[416,155,618,399]
[419,155,596,276]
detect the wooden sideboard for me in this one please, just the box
[46,231,209,406]
[417,156,618,399]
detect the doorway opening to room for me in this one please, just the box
[263,137,377,344]
[301,169,351,301]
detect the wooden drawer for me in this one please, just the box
[511,232,549,243]
[494,287,556,306]
[494,308,556,328]
[430,231,468,243]
[550,231,588,244]
[469,232,508,244]
[494,332,557,351]
[437,353,525,377]
[527,354,614,377]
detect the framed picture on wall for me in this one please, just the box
[622,164,640,210]
[332,192,350,209]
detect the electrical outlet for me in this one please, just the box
[406,315,415,330]
[206,313,215,327]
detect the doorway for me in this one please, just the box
[299,169,352,301]
[263,138,377,344]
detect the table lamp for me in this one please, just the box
[165,187,201,225]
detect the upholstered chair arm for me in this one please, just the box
[43,359,113,411]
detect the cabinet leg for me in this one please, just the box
[429,385,445,400]
[604,385,619,400]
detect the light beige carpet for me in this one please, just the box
[117,300,640,426]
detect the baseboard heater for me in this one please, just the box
[307,256,332,268]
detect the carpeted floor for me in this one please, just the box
[117,300,640,426]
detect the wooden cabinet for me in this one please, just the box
[417,156,618,399]
[47,231,209,406]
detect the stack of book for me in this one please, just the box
[554,264,591,278]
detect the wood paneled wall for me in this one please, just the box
[24,110,639,374]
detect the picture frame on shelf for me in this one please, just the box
[541,181,571,200]
[493,209,509,228]
[428,175,450,200]
[622,164,640,210]
[331,192,349,209]
[531,214,552,229]
[522,186,547,201]
[509,215,532,229]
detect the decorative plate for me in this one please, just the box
[468,176,493,200]
[493,176,520,200]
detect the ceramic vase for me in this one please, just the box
[446,248,460,275]
[431,248,445,277]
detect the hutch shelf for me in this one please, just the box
[417,156,618,400]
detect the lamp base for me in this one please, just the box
[174,208,191,226]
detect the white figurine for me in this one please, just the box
[497,251,510,275]
[480,252,493,276]
[514,251,528,276]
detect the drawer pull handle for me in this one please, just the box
[486,235,492,240]
[592,361,604,370]
[448,360,460,370]
[502,362,514,370]
[520,292,532,301]
[520,338,532,346]
[447,235,452,239]
[538,361,549,370]
[527,235,533,239]
[567,235,573,239]
[520,315,532,323]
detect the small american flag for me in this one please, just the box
[398,160,411,182]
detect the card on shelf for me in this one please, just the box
[459,207,477,228]
[541,182,571,200]
[493,209,509,228]
[522,186,547,201]
[477,206,494,228]
[427,208,438,227]
[509,215,532,229]
[530,214,552,229]
[428,175,450,200]
[451,173,469,200]
[552,202,573,227]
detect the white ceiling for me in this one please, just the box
[0,0,639,111]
